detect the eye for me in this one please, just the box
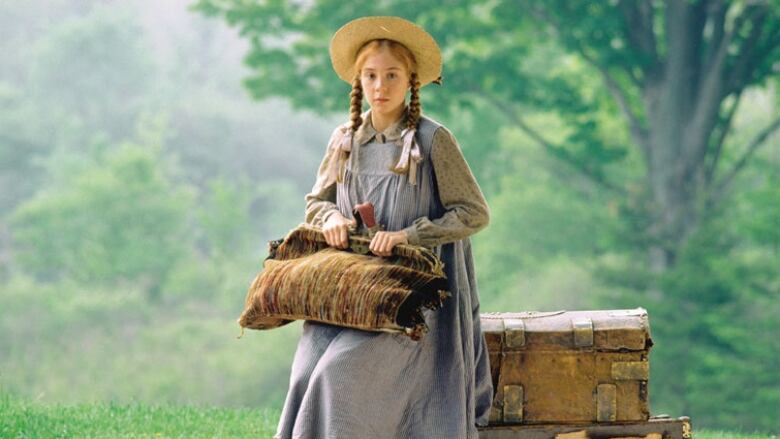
[388,72,397,80]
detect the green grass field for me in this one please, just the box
[2,394,776,439]
[1,394,279,438]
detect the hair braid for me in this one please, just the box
[407,72,421,131]
[349,76,363,132]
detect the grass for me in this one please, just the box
[0,394,280,438]
[697,433,778,439]
[1,394,777,438]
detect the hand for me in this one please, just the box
[322,212,356,249]
[369,230,408,257]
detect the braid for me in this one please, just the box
[407,72,421,130]
[350,76,363,132]
[388,72,423,176]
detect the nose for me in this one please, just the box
[374,78,387,90]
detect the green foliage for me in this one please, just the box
[0,273,300,409]
[0,5,159,220]
[197,177,255,257]
[0,82,52,214]
[1,104,301,407]
[474,122,622,311]
[254,179,307,241]
[29,5,156,140]
[9,133,192,294]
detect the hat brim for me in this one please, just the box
[329,16,442,87]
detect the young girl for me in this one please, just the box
[275,16,493,438]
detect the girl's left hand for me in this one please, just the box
[369,230,408,257]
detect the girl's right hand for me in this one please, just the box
[322,211,356,249]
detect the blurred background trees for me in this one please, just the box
[1,0,778,432]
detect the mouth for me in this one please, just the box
[374,98,388,103]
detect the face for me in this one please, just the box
[359,48,410,119]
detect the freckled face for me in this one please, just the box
[359,48,410,118]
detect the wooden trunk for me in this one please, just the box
[478,416,692,439]
[481,309,652,425]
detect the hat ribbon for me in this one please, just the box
[320,127,353,187]
[393,127,422,186]
[333,129,353,183]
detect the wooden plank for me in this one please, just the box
[478,416,692,439]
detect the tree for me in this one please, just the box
[522,0,779,276]
[0,4,157,218]
[192,0,779,277]
[8,118,193,298]
[29,6,156,142]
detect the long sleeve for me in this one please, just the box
[304,126,346,227]
[402,126,490,247]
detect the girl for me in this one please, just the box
[275,16,493,438]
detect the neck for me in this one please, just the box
[371,103,406,133]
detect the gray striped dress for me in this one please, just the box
[275,111,493,438]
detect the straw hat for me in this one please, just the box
[329,16,442,86]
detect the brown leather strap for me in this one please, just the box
[353,202,376,229]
